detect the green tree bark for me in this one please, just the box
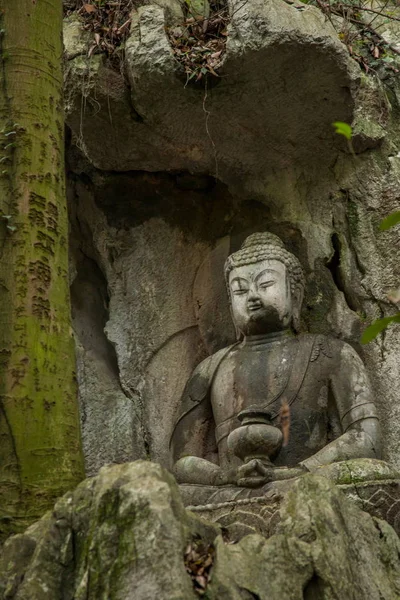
[0,0,84,539]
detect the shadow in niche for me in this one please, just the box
[89,170,276,242]
[303,574,325,600]
[325,232,359,312]
[71,254,119,376]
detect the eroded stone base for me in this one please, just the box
[1,461,400,599]
[183,459,400,540]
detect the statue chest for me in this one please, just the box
[210,341,339,467]
[211,345,295,426]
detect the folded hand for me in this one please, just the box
[237,460,307,487]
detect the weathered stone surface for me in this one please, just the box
[68,179,148,474]
[208,475,400,599]
[63,0,400,477]
[172,232,382,492]
[63,15,91,60]
[0,462,217,600]
[184,458,400,540]
[67,171,280,468]
[1,467,400,599]
[65,0,365,176]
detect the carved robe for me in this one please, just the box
[170,334,379,471]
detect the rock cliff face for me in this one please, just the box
[64,0,400,477]
[1,462,400,599]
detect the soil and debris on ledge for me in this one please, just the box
[63,0,230,81]
[63,0,136,56]
[167,0,229,84]
[184,540,215,595]
[63,0,400,80]
[300,0,400,78]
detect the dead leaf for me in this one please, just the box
[94,32,101,45]
[196,575,207,589]
[83,3,96,13]
[88,43,97,57]
[184,541,214,595]
[207,65,219,76]
[373,45,380,58]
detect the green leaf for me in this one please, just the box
[332,121,353,141]
[379,211,400,231]
[361,313,400,344]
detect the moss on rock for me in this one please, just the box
[1,463,400,599]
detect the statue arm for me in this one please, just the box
[170,358,217,463]
[300,342,381,472]
[171,347,237,485]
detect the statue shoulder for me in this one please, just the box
[299,333,365,367]
[295,333,333,362]
[171,344,236,438]
[190,344,236,382]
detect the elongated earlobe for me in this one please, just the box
[292,286,304,333]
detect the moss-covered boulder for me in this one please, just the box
[1,462,400,599]
[0,461,217,600]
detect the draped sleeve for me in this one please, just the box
[170,346,234,464]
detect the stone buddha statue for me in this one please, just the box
[170,232,381,492]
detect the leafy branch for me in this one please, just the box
[332,121,355,155]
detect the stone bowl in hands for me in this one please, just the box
[227,407,283,467]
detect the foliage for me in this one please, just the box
[361,314,400,343]
[332,121,356,154]
[332,121,353,140]
[379,210,400,231]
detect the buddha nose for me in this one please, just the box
[247,286,260,303]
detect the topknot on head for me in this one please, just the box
[241,232,285,251]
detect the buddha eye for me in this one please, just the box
[231,284,248,295]
[231,278,249,295]
[259,280,274,289]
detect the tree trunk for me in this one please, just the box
[0,0,84,539]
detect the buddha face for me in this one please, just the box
[229,259,293,336]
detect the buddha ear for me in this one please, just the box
[229,304,243,341]
[291,285,304,333]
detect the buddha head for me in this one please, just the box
[224,233,305,336]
